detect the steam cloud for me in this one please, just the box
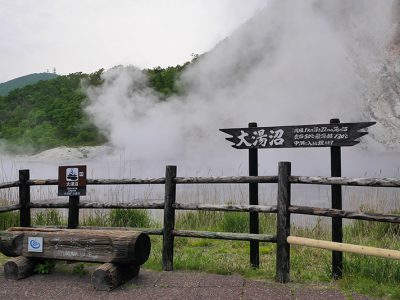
[84,0,399,177]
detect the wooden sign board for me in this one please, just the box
[220,122,375,149]
[58,165,87,196]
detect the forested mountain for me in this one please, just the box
[0,73,58,96]
[0,65,186,153]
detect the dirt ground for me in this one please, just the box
[0,266,375,300]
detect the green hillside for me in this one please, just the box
[0,73,59,96]
[0,65,186,153]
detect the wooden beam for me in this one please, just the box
[288,236,400,260]
[173,203,277,213]
[289,205,400,223]
[175,176,278,184]
[0,204,21,213]
[162,166,177,271]
[29,201,165,209]
[276,161,291,283]
[172,229,276,242]
[0,181,20,189]
[290,176,400,187]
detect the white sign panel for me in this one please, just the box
[28,237,43,253]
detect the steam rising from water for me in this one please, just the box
[84,0,399,177]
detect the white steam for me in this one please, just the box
[84,0,399,177]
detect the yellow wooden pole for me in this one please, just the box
[287,236,400,260]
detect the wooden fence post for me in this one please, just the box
[276,161,291,283]
[249,122,259,268]
[68,196,80,229]
[19,170,30,227]
[162,165,177,271]
[330,118,343,279]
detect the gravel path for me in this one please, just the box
[0,267,373,300]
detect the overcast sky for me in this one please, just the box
[0,0,267,82]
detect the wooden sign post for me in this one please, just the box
[248,122,259,268]
[330,118,343,279]
[220,120,375,274]
[58,165,87,229]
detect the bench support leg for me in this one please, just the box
[91,263,140,291]
[4,256,37,280]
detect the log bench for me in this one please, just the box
[0,227,151,290]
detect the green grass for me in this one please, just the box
[1,207,400,298]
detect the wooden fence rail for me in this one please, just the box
[0,163,399,283]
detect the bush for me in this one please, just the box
[33,209,65,226]
[0,211,19,230]
[108,209,152,228]
[219,212,249,233]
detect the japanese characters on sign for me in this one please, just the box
[58,165,87,196]
[220,122,375,149]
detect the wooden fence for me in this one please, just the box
[0,162,400,283]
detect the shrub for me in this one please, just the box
[109,209,152,228]
[33,209,65,226]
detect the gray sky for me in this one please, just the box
[0,0,267,82]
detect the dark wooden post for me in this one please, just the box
[162,165,177,271]
[330,118,343,279]
[68,196,80,229]
[276,161,291,283]
[248,122,260,268]
[19,170,30,227]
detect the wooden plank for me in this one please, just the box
[5,228,151,265]
[276,161,291,283]
[87,178,165,185]
[78,226,163,235]
[0,204,21,213]
[289,205,400,223]
[4,256,37,280]
[19,170,30,227]
[290,176,400,187]
[175,176,278,184]
[29,201,164,209]
[0,181,20,189]
[220,122,375,149]
[173,203,277,213]
[27,179,58,186]
[162,166,177,271]
[288,236,400,260]
[91,263,140,291]
[172,230,276,242]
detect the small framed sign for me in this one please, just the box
[28,237,43,253]
[58,165,87,196]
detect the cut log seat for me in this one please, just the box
[1,227,151,265]
[1,228,150,288]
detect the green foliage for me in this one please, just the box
[219,212,249,233]
[34,260,55,274]
[72,263,87,276]
[146,64,187,98]
[0,211,19,230]
[0,71,107,153]
[33,209,65,226]
[108,209,152,228]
